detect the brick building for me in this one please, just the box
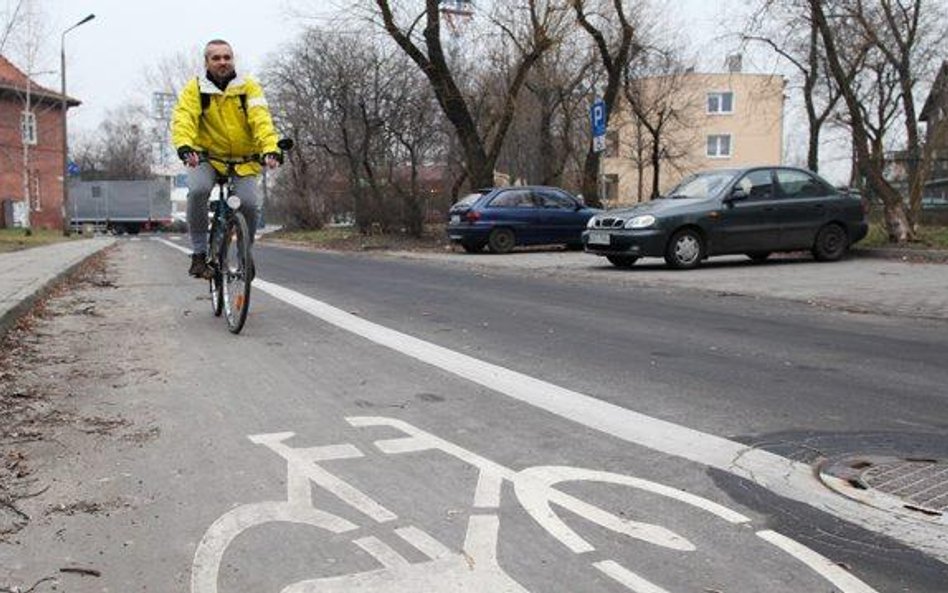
[0,54,80,230]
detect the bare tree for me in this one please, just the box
[75,104,155,180]
[850,0,948,231]
[622,49,695,200]
[571,0,642,207]
[494,32,596,190]
[143,48,204,95]
[374,0,565,191]
[265,28,447,234]
[742,1,845,172]
[808,0,913,241]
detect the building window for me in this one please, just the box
[707,134,732,158]
[604,174,619,203]
[21,111,37,145]
[707,92,734,114]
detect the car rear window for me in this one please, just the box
[489,190,536,208]
[454,192,487,208]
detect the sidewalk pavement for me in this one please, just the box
[0,238,945,343]
[0,237,116,338]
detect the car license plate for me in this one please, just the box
[451,214,460,224]
[588,231,611,245]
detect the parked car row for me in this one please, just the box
[446,167,869,269]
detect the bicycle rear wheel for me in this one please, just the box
[208,219,224,317]
[220,212,252,334]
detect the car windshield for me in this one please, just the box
[664,171,737,200]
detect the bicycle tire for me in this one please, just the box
[220,212,252,334]
[208,219,224,317]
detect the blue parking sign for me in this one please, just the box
[591,98,607,138]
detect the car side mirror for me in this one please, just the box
[277,138,294,151]
[727,187,749,202]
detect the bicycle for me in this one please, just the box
[202,139,292,334]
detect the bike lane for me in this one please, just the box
[121,240,945,592]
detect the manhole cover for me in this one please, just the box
[820,456,948,519]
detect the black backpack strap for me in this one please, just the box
[197,77,247,117]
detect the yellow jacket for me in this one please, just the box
[171,74,279,176]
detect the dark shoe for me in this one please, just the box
[189,253,208,278]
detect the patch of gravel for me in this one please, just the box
[0,249,162,542]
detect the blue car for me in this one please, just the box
[447,186,600,253]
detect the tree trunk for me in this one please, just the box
[650,139,661,200]
[573,1,637,208]
[809,0,911,242]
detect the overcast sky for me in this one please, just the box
[8,0,852,180]
[15,0,742,128]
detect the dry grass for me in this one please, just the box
[0,229,80,254]
[859,223,948,250]
[265,224,455,253]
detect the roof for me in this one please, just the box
[920,61,948,122]
[0,54,80,107]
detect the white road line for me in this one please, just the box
[153,239,948,565]
[354,536,411,569]
[395,526,452,560]
[593,560,674,593]
[757,530,881,593]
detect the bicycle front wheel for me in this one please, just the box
[208,219,224,317]
[220,212,252,334]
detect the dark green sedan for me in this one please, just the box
[583,166,869,269]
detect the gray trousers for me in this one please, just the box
[187,162,260,254]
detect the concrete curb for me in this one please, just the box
[0,239,117,340]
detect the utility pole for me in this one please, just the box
[60,13,95,236]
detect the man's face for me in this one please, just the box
[205,44,235,79]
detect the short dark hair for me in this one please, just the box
[204,39,232,60]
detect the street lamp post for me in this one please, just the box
[60,13,95,236]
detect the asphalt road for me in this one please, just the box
[1,237,946,593]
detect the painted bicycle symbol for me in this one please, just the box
[191,416,879,593]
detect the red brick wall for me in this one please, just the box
[0,97,65,230]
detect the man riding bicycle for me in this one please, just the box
[171,39,281,279]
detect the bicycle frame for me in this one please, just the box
[203,153,257,334]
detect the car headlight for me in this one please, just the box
[586,216,598,229]
[625,214,656,229]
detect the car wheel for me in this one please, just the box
[812,223,848,261]
[487,228,515,254]
[606,255,639,268]
[747,251,771,262]
[460,241,484,253]
[664,228,705,269]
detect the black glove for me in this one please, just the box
[264,151,284,165]
[177,145,196,163]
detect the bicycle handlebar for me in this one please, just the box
[199,152,267,166]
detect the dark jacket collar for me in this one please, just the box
[205,70,237,92]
